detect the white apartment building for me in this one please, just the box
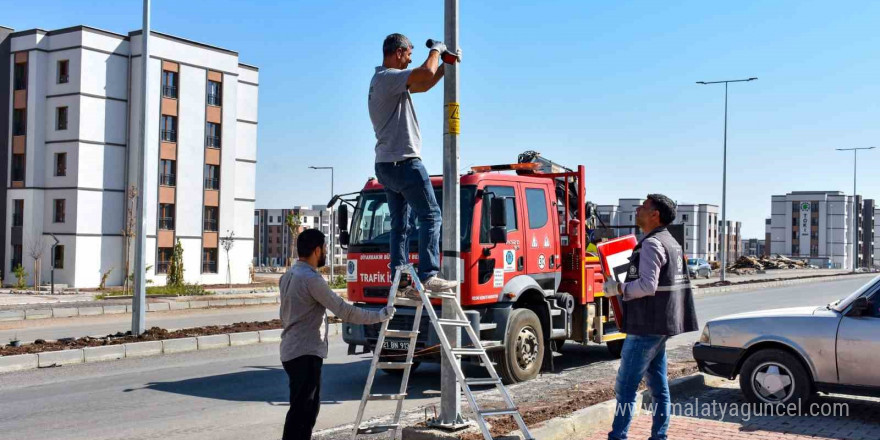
[675,204,719,261]
[4,25,258,287]
[254,206,345,268]
[769,191,860,269]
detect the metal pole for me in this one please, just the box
[439,0,462,427]
[132,0,150,335]
[720,82,728,282]
[853,150,857,272]
[330,167,334,278]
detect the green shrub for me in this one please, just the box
[330,275,347,289]
[13,265,27,290]
[146,283,206,297]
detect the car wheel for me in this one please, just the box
[739,349,813,406]
[494,308,544,384]
[607,339,624,359]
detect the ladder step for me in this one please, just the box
[376,362,412,370]
[479,322,497,331]
[368,393,406,401]
[452,348,485,356]
[479,408,520,417]
[384,329,418,338]
[437,319,470,327]
[427,293,457,300]
[465,378,502,386]
[480,340,503,350]
[356,424,400,435]
[394,298,422,308]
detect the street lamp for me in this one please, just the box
[309,166,335,280]
[836,147,875,272]
[696,77,757,282]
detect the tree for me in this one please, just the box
[220,230,236,287]
[121,185,138,295]
[26,234,45,290]
[167,239,184,287]
[285,211,302,267]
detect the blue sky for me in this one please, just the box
[4,0,880,238]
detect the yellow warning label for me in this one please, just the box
[446,102,460,135]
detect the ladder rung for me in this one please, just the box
[437,319,470,327]
[452,348,485,356]
[368,393,406,401]
[465,378,501,386]
[479,408,520,417]
[376,362,412,370]
[384,329,418,338]
[481,340,503,350]
[479,322,497,331]
[357,424,400,435]
[394,298,422,308]
[427,293,457,300]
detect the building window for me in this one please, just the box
[53,245,64,269]
[55,153,67,176]
[204,207,218,231]
[207,80,222,106]
[162,70,178,98]
[206,122,221,148]
[12,200,23,227]
[12,109,26,136]
[11,244,23,271]
[54,199,66,223]
[682,214,689,222]
[56,107,68,130]
[160,116,177,142]
[57,60,69,84]
[204,164,220,190]
[159,204,175,230]
[13,63,26,90]
[202,248,218,273]
[157,247,172,273]
[160,159,176,186]
[11,154,25,182]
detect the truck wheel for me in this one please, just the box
[607,339,624,359]
[379,355,420,376]
[739,349,813,407]
[495,308,544,384]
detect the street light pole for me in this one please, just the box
[696,77,757,283]
[310,166,335,279]
[836,147,875,271]
[132,0,151,335]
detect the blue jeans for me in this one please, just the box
[609,334,670,440]
[374,159,441,282]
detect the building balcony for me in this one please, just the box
[160,174,176,186]
[58,74,69,84]
[156,261,170,274]
[162,86,177,99]
[12,214,23,227]
[204,178,220,190]
[159,217,175,230]
[202,261,217,273]
[204,219,218,232]
[13,80,26,91]
[206,135,221,148]
[207,94,221,106]
[161,130,177,142]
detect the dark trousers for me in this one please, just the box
[282,355,323,440]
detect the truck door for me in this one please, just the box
[522,183,559,289]
[472,184,522,302]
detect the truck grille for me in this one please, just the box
[363,287,391,299]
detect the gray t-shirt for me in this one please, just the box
[369,66,421,163]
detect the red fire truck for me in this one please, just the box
[336,152,624,384]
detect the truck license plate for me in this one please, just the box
[382,340,410,351]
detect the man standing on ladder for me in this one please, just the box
[602,194,699,440]
[368,33,458,294]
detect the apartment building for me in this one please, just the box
[719,220,742,262]
[741,238,766,257]
[3,25,258,287]
[254,206,344,268]
[673,204,719,261]
[768,191,873,270]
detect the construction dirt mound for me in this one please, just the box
[727,254,810,274]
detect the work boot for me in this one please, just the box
[396,274,421,300]
[423,276,458,293]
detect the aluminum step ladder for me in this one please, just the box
[352,264,533,440]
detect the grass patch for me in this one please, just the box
[96,283,209,299]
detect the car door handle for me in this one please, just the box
[517,256,524,271]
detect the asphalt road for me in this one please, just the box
[0,276,873,440]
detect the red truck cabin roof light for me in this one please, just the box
[471,163,541,173]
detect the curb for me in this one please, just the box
[0,323,342,375]
[694,273,874,296]
[0,296,281,323]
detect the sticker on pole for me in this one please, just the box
[446,102,460,135]
[346,260,358,282]
[503,249,516,272]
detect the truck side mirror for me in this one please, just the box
[337,205,348,232]
[339,231,350,247]
[490,198,508,244]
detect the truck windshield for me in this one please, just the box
[350,187,476,249]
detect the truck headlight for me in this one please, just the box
[698,325,711,345]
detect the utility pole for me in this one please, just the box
[836,147,875,271]
[132,0,150,335]
[309,166,335,278]
[696,77,756,282]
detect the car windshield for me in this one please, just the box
[832,275,880,312]
[687,259,698,265]
[349,187,476,248]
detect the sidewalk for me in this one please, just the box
[689,268,854,287]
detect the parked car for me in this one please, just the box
[687,258,713,279]
[693,275,880,405]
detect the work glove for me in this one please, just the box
[603,279,621,298]
[379,305,396,321]
[428,39,448,55]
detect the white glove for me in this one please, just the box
[379,305,396,321]
[603,279,620,298]
[429,40,448,54]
